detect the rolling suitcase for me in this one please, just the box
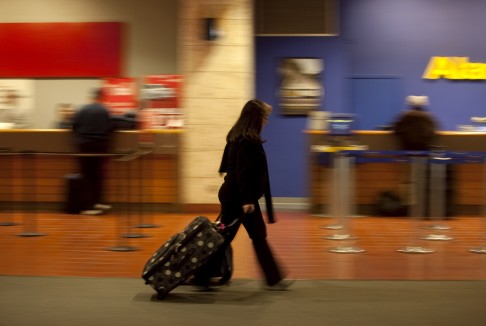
[142,215,226,299]
[208,244,233,286]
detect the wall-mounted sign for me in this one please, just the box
[0,22,123,78]
[139,75,183,129]
[0,79,34,128]
[422,56,486,80]
[101,78,138,115]
[278,58,324,115]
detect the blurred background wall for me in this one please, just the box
[2,0,486,204]
[0,0,178,128]
[257,0,486,199]
[178,0,254,205]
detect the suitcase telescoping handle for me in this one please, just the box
[214,212,247,232]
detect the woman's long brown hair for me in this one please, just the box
[226,99,270,143]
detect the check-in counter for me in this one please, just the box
[307,130,486,215]
[0,129,181,210]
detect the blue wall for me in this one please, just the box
[342,0,486,129]
[257,0,486,198]
[257,37,346,198]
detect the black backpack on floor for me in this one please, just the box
[375,190,408,217]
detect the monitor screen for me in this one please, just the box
[328,113,355,136]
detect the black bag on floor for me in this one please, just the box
[64,173,84,214]
[375,190,408,217]
[142,216,226,299]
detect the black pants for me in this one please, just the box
[78,141,109,210]
[194,202,283,286]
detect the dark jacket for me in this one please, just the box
[393,109,438,150]
[72,102,114,144]
[218,137,275,223]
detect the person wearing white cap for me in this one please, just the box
[392,96,454,219]
[393,95,437,150]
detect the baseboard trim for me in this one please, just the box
[181,198,310,214]
[262,197,310,212]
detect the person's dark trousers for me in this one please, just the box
[78,141,109,210]
[240,203,283,286]
[194,202,283,286]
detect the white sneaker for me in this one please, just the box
[266,279,295,291]
[94,204,112,211]
[80,209,103,216]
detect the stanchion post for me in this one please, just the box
[326,151,364,253]
[317,147,366,230]
[469,155,486,254]
[320,151,343,229]
[135,148,158,228]
[16,151,46,237]
[0,148,16,227]
[121,152,149,239]
[398,155,434,253]
[105,151,139,252]
[421,149,453,241]
[324,152,354,239]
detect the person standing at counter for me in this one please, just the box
[392,95,454,218]
[54,103,75,129]
[392,96,438,151]
[72,88,114,215]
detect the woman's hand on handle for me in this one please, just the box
[242,204,255,214]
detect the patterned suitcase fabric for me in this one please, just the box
[142,216,225,298]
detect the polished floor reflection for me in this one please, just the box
[1,211,486,280]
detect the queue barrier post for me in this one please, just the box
[325,151,365,253]
[323,152,355,240]
[470,155,486,254]
[105,151,141,252]
[0,148,16,227]
[16,151,46,237]
[320,150,343,229]
[420,149,453,241]
[119,151,150,239]
[396,155,434,253]
[134,147,159,229]
[312,145,366,230]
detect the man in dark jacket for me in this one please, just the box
[72,88,114,215]
[392,96,454,218]
[393,96,438,150]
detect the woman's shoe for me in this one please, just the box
[266,279,295,291]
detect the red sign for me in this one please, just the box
[141,75,182,109]
[101,78,138,115]
[140,75,183,129]
[0,22,123,78]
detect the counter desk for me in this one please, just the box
[307,130,486,215]
[0,129,182,211]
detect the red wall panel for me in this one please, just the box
[0,22,123,78]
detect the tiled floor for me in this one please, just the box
[1,211,486,280]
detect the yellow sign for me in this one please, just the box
[422,57,486,80]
